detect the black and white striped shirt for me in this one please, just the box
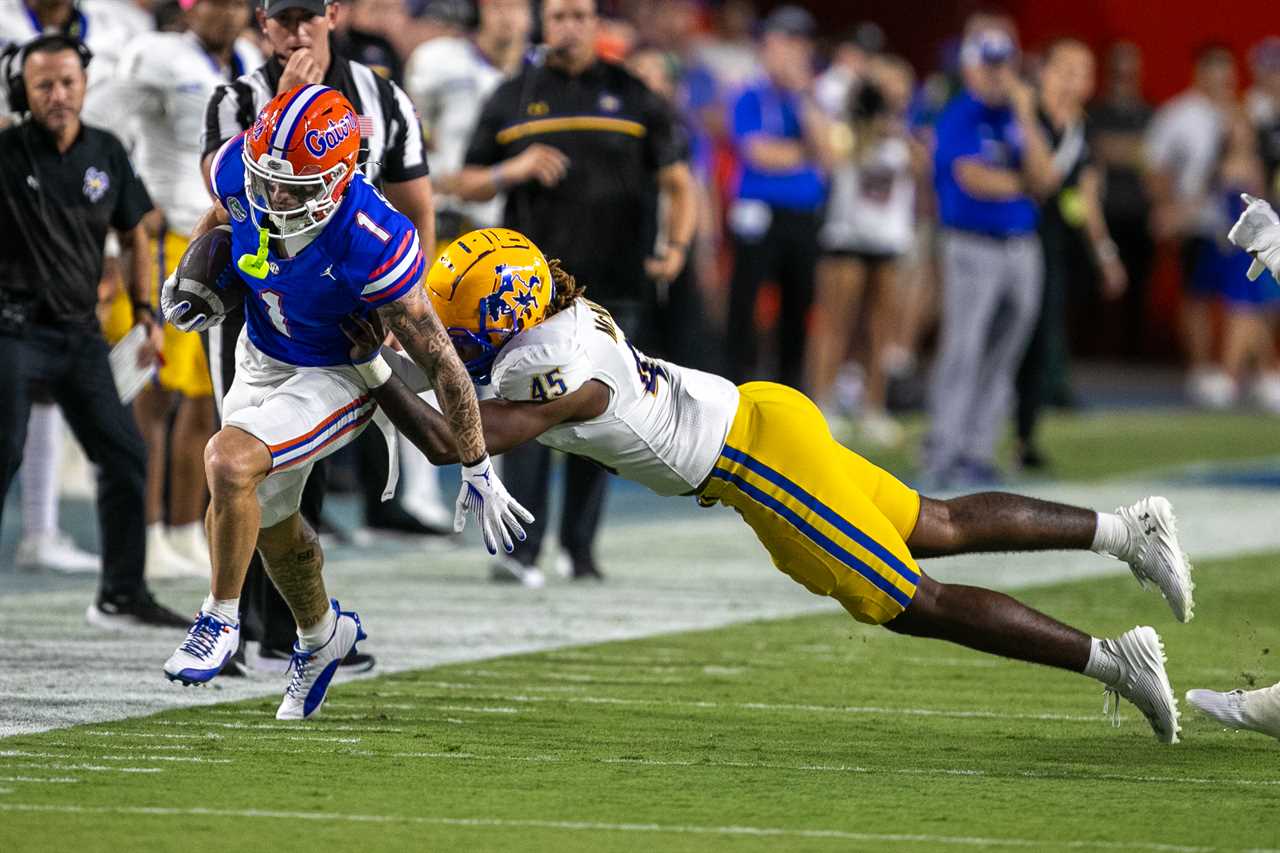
[201,43,428,188]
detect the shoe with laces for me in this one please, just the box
[87,591,190,630]
[276,600,367,721]
[17,532,99,574]
[163,612,241,684]
[1116,497,1195,622]
[1186,683,1280,739]
[1098,626,1180,744]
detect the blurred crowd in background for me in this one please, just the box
[6,0,1280,583]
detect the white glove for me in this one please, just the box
[1227,193,1280,281]
[455,455,534,555]
[160,272,226,333]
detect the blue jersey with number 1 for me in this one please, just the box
[207,132,424,367]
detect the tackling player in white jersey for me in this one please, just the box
[93,0,263,578]
[344,227,1198,743]
[1184,193,1280,741]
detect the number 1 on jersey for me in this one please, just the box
[260,290,291,338]
[356,211,391,243]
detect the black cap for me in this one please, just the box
[261,0,329,18]
[761,5,816,39]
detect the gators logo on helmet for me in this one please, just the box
[242,85,361,239]
[426,228,554,382]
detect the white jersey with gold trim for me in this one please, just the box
[404,35,505,227]
[96,31,261,234]
[0,0,150,117]
[489,299,740,496]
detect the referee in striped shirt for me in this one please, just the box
[197,0,435,673]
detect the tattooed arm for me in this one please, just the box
[376,285,488,465]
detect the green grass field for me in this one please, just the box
[4,549,1279,852]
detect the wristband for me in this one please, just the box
[1095,240,1120,264]
[462,453,490,471]
[132,301,156,319]
[354,353,393,389]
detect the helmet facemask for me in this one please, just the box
[243,151,349,239]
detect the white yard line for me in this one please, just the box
[2,479,1278,737]
[0,802,1272,852]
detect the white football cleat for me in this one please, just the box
[1116,497,1194,622]
[276,600,367,721]
[1186,683,1280,739]
[1099,626,1180,744]
[16,532,99,574]
[163,612,240,685]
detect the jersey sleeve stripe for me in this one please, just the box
[208,132,244,198]
[361,251,423,304]
[367,231,412,280]
[269,83,327,157]
[360,232,420,295]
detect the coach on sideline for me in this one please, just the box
[922,22,1056,489]
[199,0,435,671]
[0,34,186,629]
[452,0,697,585]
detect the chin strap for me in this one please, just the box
[238,227,271,280]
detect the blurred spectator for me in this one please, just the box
[407,0,531,242]
[1089,41,1154,359]
[813,21,884,117]
[807,55,919,447]
[92,0,262,578]
[1015,37,1127,471]
[923,21,1055,487]
[455,0,696,584]
[0,34,184,627]
[693,0,758,92]
[0,0,152,117]
[333,0,407,84]
[1146,44,1238,407]
[1195,111,1279,409]
[724,4,833,388]
[1249,37,1280,205]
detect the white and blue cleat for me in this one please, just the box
[163,612,240,685]
[276,599,367,721]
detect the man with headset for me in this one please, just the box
[0,33,187,629]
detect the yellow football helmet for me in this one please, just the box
[425,228,554,381]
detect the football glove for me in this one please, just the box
[1228,193,1280,281]
[160,272,228,333]
[455,455,534,555]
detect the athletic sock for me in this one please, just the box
[1083,637,1122,686]
[297,606,337,651]
[201,593,240,625]
[1091,511,1132,560]
[20,403,63,539]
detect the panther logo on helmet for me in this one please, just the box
[242,85,361,239]
[426,229,555,381]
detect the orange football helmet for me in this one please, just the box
[425,228,555,381]
[243,84,360,238]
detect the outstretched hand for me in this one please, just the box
[341,311,386,362]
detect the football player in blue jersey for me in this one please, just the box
[160,85,533,720]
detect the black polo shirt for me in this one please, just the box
[465,58,688,303]
[0,121,153,325]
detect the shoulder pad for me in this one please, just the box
[491,321,593,403]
